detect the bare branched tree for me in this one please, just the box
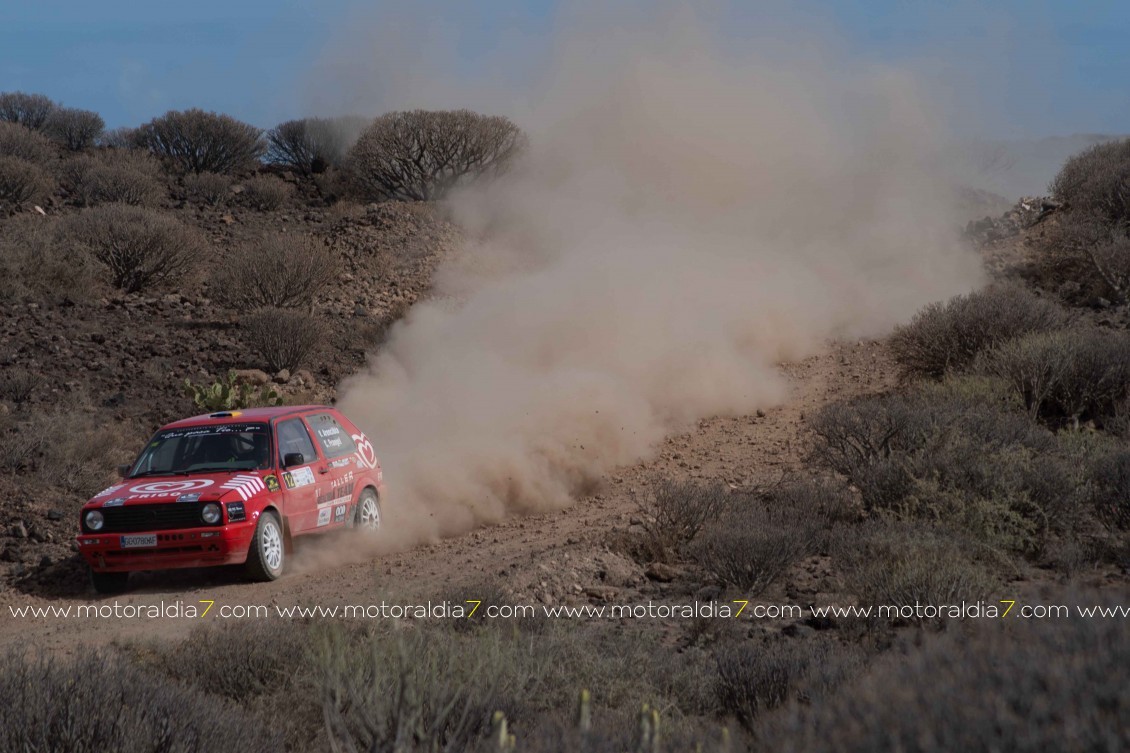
[44,107,105,151]
[0,92,57,130]
[266,116,368,175]
[347,109,525,201]
[133,109,265,175]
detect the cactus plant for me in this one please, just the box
[184,370,283,411]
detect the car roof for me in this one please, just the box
[162,405,335,430]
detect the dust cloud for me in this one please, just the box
[334,5,985,549]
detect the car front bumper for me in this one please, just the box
[76,523,255,573]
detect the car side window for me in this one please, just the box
[276,418,318,465]
[307,413,357,458]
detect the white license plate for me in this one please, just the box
[120,534,158,549]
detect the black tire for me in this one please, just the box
[91,570,130,595]
[351,489,382,533]
[245,511,285,581]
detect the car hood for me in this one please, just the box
[85,471,273,508]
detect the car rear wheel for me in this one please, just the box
[91,570,130,595]
[352,489,381,532]
[245,511,285,581]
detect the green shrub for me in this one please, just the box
[134,109,265,175]
[241,308,326,373]
[889,284,1066,379]
[0,155,52,206]
[212,234,338,309]
[0,650,281,752]
[62,204,205,292]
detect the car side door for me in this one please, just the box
[274,417,324,533]
[305,411,360,528]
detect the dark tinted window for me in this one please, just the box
[308,413,357,458]
[276,418,318,464]
[131,423,271,475]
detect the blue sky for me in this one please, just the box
[0,0,1126,137]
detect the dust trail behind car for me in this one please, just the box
[334,6,985,554]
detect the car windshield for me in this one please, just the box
[129,423,272,476]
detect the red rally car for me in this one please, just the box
[77,406,384,594]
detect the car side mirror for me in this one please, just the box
[283,452,305,468]
[116,464,131,478]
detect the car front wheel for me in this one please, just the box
[245,511,285,581]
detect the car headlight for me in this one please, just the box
[201,503,222,525]
[85,510,104,531]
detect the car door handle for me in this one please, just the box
[318,466,329,474]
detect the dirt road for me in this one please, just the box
[0,339,897,652]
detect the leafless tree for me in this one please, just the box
[0,92,56,130]
[44,107,105,151]
[266,116,368,175]
[347,109,525,201]
[134,109,265,175]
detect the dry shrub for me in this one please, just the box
[764,600,1129,752]
[1089,449,1130,532]
[146,620,309,701]
[99,126,137,149]
[135,109,265,175]
[837,522,1001,627]
[347,109,525,200]
[56,153,164,206]
[0,650,281,752]
[1050,137,1130,225]
[0,121,54,164]
[0,214,100,302]
[690,485,828,594]
[240,174,291,210]
[0,368,42,408]
[43,106,104,150]
[810,382,1074,554]
[184,171,231,205]
[0,92,55,129]
[242,308,326,373]
[0,156,52,206]
[980,328,1130,426]
[889,283,1066,379]
[62,204,205,292]
[5,407,136,495]
[639,479,730,560]
[213,234,338,309]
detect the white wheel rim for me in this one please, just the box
[359,498,380,530]
[262,520,283,571]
